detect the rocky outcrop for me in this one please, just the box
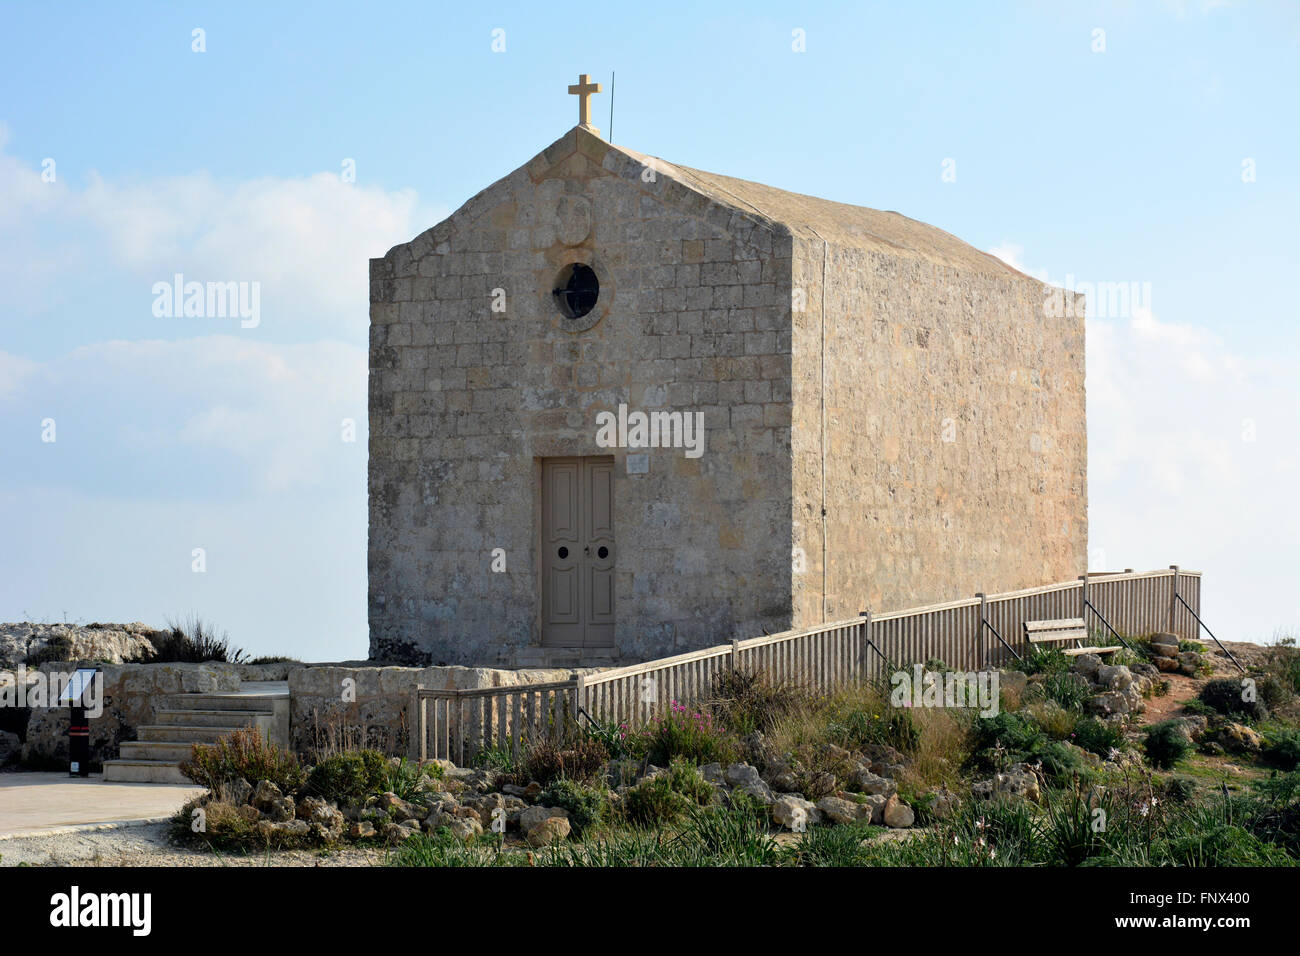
[0,622,158,669]
[972,763,1042,804]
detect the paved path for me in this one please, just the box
[0,772,202,838]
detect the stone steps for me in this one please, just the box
[137,723,254,743]
[103,687,284,784]
[154,708,274,730]
[100,758,193,785]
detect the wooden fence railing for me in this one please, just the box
[410,565,1202,764]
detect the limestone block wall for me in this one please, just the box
[790,237,1088,623]
[368,131,797,666]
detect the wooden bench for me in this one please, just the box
[1024,618,1120,657]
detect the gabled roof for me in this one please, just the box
[403,127,1026,281]
[616,139,1020,278]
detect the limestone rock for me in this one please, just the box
[972,764,1041,804]
[1087,690,1132,717]
[724,762,763,789]
[771,795,820,829]
[378,791,421,822]
[883,794,915,828]
[1214,722,1262,754]
[252,780,284,811]
[733,780,774,806]
[447,816,482,841]
[851,769,896,797]
[1097,664,1133,691]
[526,816,571,846]
[699,762,726,786]
[1149,632,1180,656]
[1072,654,1104,680]
[0,621,158,669]
[519,805,570,834]
[861,793,889,823]
[925,788,960,820]
[221,777,253,807]
[816,795,868,824]
[349,821,376,840]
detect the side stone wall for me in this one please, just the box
[791,237,1088,623]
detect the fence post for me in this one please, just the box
[730,639,740,672]
[1168,564,1180,635]
[572,673,585,734]
[409,686,424,762]
[858,611,872,681]
[976,593,987,668]
[1079,573,1089,639]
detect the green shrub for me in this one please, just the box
[146,615,247,663]
[521,737,609,786]
[1199,678,1266,722]
[708,669,810,736]
[1071,715,1124,757]
[1144,721,1191,769]
[829,707,921,756]
[673,801,781,866]
[969,711,1045,766]
[1164,777,1197,804]
[383,756,437,801]
[1037,672,1092,712]
[1263,638,1300,695]
[179,727,305,793]
[1159,824,1295,866]
[1041,787,1110,866]
[389,830,511,867]
[1262,729,1300,771]
[621,704,737,766]
[1026,701,1077,740]
[1257,673,1294,713]
[1035,741,1092,781]
[784,819,877,866]
[1021,648,1072,676]
[539,778,610,837]
[623,758,713,826]
[303,750,390,803]
[472,744,518,773]
[1181,699,1216,718]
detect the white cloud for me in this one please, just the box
[0,136,440,339]
[986,241,1051,282]
[0,336,368,495]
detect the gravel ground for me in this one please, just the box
[0,822,389,867]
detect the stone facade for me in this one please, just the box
[368,126,1086,666]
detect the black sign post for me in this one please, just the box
[58,668,99,777]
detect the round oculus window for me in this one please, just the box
[552,263,599,320]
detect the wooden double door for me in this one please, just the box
[540,456,615,647]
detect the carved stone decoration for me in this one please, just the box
[554,195,592,246]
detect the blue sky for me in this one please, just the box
[2,1,1297,658]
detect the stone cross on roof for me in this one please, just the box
[568,73,603,135]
